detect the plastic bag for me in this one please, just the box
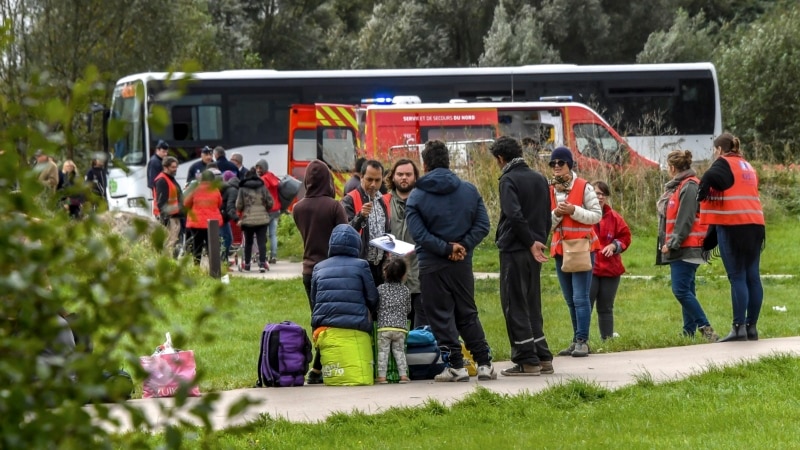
[140,332,201,398]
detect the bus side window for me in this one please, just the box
[172,106,193,141]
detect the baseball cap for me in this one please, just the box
[201,146,213,154]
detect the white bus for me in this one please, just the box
[106,63,721,215]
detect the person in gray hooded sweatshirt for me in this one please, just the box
[235,167,273,272]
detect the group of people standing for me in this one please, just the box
[290,129,766,384]
[32,149,108,218]
[147,142,282,269]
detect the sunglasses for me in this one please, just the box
[549,160,567,168]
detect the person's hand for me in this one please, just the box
[601,243,616,257]
[556,201,575,217]
[661,244,669,254]
[531,241,548,263]
[449,242,466,261]
[360,202,373,218]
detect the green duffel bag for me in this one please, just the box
[314,327,373,386]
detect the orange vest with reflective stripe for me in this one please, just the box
[549,178,601,256]
[699,155,764,226]
[666,176,707,248]
[347,189,392,235]
[153,172,179,218]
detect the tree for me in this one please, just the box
[715,2,800,156]
[0,61,254,448]
[352,1,452,68]
[636,9,717,63]
[480,2,561,67]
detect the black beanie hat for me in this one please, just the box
[550,146,574,169]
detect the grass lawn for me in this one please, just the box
[113,214,799,448]
[120,354,800,448]
[131,218,799,394]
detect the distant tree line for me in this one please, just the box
[1,0,797,159]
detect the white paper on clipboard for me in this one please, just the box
[369,233,415,256]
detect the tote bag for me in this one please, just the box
[561,238,592,272]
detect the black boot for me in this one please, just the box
[718,324,747,342]
[746,323,758,341]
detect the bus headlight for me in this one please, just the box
[127,197,147,209]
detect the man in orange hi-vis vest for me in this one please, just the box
[153,156,184,257]
[341,160,391,286]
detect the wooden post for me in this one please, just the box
[207,219,221,278]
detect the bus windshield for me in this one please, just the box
[110,81,146,166]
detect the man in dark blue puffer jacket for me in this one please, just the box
[406,140,495,383]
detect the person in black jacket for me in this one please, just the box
[213,146,239,175]
[490,137,553,376]
[147,140,169,191]
[220,170,240,264]
[341,160,390,285]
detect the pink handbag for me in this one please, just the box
[140,350,201,398]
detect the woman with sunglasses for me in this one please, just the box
[548,147,602,357]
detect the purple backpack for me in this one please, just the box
[256,321,312,387]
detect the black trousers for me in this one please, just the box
[242,224,267,266]
[590,275,621,339]
[368,260,384,286]
[420,263,491,368]
[500,250,553,365]
[303,273,323,371]
[409,293,429,328]
[188,228,208,265]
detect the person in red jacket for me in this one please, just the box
[589,181,631,340]
[183,170,223,265]
[255,159,281,264]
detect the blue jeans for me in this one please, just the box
[717,226,763,325]
[220,222,232,261]
[555,255,593,342]
[669,260,711,335]
[267,214,279,259]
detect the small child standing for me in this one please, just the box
[376,258,412,384]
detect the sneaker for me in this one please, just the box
[269,257,277,264]
[434,367,469,382]
[557,342,576,356]
[500,364,541,377]
[572,340,589,357]
[399,376,410,384]
[699,325,719,342]
[540,360,554,374]
[477,364,497,380]
[242,264,250,272]
[306,370,323,385]
[259,263,266,273]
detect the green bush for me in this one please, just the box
[0,67,237,449]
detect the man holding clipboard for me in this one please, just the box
[342,160,391,286]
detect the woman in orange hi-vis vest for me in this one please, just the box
[699,133,765,342]
[548,147,601,358]
[656,150,718,342]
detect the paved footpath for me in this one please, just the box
[101,337,800,432]
[99,263,800,432]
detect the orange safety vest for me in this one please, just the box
[347,190,392,235]
[665,176,708,248]
[153,172,179,218]
[549,177,601,256]
[699,155,765,226]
